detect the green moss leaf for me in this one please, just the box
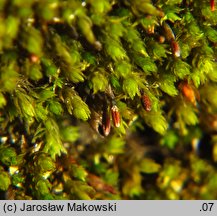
[177,105,198,126]
[66,180,95,200]
[133,56,157,74]
[160,74,178,96]
[5,16,20,40]
[35,179,52,198]
[115,61,131,78]
[143,111,168,135]
[35,153,56,174]
[14,91,36,121]
[150,42,167,60]
[173,59,191,79]
[104,37,127,61]
[200,84,217,108]
[106,135,125,154]
[91,71,108,94]
[88,0,111,14]
[70,164,88,182]
[160,130,179,149]
[204,26,217,43]
[140,159,161,173]
[44,118,67,159]
[77,15,96,44]
[0,67,19,92]
[0,92,6,108]
[67,95,91,121]
[0,170,11,191]
[21,26,43,56]
[60,126,79,143]
[48,100,63,115]
[123,77,140,99]
[35,103,48,121]
[0,146,17,166]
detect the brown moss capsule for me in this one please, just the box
[89,110,104,136]
[111,105,120,128]
[141,94,152,112]
[30,54,40,63]
[102,107,111,136]
[147,25,155,34]
[170,40,181,57]
[162,22,175,41]
[93,41,102,51]
[211,0,215,11]
[158,35,165,44]
[179,82,197,106]
[87,173,117,194]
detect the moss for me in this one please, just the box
[0,0,217,200]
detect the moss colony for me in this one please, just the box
[1,0,217,200]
